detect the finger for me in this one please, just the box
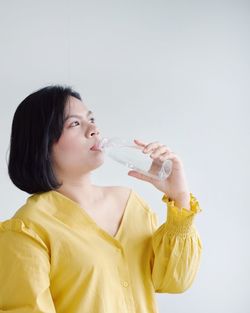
[143,141,162,153]
[134,139,148,147]
[133,139,148,151]
[127,170,154,183]
[159,152,183,167]
[158,151,176,160]
[150,146,172,158]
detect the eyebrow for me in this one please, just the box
[64,110,93,122]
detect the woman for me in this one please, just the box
[0,85,202,313]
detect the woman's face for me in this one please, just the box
[51,96,104,179]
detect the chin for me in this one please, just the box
[89,157,105,171]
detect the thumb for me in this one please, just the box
[128,170,154,183]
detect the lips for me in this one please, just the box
[90,140,101,151]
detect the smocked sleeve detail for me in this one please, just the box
[150,192,203,293]
[161,192,202,237]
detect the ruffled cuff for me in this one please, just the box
[161,192,202,236]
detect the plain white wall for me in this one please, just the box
[0,0,249,312]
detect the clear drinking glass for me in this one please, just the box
[97,137,172,181]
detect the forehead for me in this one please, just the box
[64,96,89,115]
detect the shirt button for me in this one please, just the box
[122,281,129,287]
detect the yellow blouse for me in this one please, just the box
[0,189,202,313]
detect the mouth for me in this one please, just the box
[90,146,101,151]
[90,140,101,151]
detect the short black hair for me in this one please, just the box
[8,85,82,194]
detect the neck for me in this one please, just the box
[55,174,104,208]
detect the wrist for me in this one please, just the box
[174,192,191,210]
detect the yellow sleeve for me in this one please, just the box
[0,218,56,312]
[150,192,203,293]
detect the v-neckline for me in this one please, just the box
[112,189,133,239]
[50,188,133,240]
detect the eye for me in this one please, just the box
[70,121,80,127]
[69,118,95,127]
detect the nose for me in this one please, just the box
[88,124,100,138]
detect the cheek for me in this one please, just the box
[52,135,86,165]
[57,137,75,152]
[58,138,76,153]
[55,130,85,152]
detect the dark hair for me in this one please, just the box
[8,85,82,194]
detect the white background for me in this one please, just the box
[0,0,249,312]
